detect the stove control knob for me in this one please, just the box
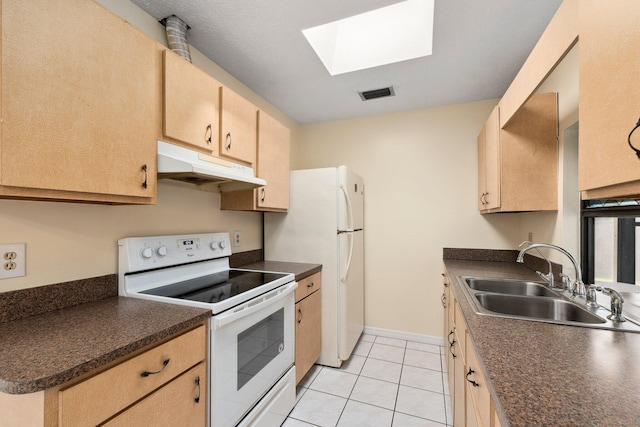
[219,241,226,250]
[156,246,167,257]
[141,247,153,259]
[210,242,218,251]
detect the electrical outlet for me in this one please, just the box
[0,243,26,279]
[233,231,241,247]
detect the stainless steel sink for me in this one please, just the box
[457,276,640,333]
[465,278,560,297]
[474,293,605,324]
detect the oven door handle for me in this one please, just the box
[212,281,297,330]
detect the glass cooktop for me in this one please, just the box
[141,269,289,304]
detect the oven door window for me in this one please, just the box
[237,308,285,390]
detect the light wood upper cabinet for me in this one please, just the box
[220,87,257,165]
[478,93,558,213]
[220,110,290,211]
[478,106,501,211]
[163,49,220,155]
[256,111,290,210]
[0,0,159,204]
[579,0,640,199]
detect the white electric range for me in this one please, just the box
[118,232,297,427]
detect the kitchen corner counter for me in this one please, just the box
[239,260,322,281]
[0,296,210,394]
[444,251,640,427]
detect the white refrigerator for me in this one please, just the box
[264,166,364,368]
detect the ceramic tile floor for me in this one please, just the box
[283,334,452,427]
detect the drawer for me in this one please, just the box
[59,325,206,427]
[294,272,321,302]
[102,362,206,427]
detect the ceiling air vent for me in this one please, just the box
[358,86,395,101]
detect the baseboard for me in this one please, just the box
[363,326,444,347]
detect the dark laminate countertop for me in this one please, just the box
[0,296,210,394]
[444,252,640,427]
[240,260,322,281]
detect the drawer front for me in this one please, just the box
[294,272,321,302]
[102,362,206,427]
[59,325,206,427]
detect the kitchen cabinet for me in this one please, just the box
[444,278,498,427]
[477,106,501,210]
[478,92,558,213]
[59,325,206,426]
[0,324,207,427]
[220,87,258,165]
[465,333,491,427]
[579,0,640,199]
[220,110,290,211]
[0,0,159,204]
[163,49,221,155]
[295,272,322,384]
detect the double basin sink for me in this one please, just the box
[459,277,640,333]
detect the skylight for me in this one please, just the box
[302,0,434,76]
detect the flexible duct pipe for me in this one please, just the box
[163,15,192,62]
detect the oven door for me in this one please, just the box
[210,281,296,427]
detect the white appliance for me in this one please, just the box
[265,166,364,368]
[118,232,296,427]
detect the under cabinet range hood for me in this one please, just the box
[157,141,266,192]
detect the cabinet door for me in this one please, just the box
[102,362,206,427]
[478,106,501,211]
[256,111,290,210]
[1,0,158,201]
[59,326,206,426]
[220,87,257,165]
[579,0,640,198]
[295,289,321,384]
[163,49,220,154]
[465,334,491,427]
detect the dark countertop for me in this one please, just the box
[240,260,322,281]
[444,255,640,427]
[0,296,210,394]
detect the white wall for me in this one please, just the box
[295,100,520,337]
[0,0,297,292]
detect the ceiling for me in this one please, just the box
[130,0,563,124]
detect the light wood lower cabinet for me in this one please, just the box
[443,279,501,427]
[295,272,322,384]
[102,362,206,427]
[0,324,207,427]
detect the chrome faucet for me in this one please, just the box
[516,242,587,298]
[518,241,558,290]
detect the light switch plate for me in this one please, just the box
[1,243,26,279]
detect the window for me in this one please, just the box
[582,199,640,285]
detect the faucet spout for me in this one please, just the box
[516,242,585,297]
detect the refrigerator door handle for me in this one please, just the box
[339,183,354,232]
[341,231,354,282]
